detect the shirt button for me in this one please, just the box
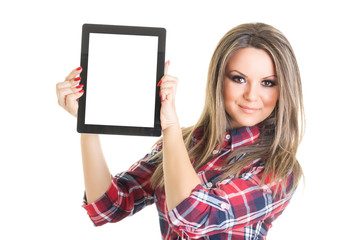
[220,203,227,209]
[225,134,231,140]
[207,182,213,188]
[212,150,218,155]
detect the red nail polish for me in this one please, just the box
[76,66,82,71]
[157,79,162,87]
[79,89,84,93]
[76,84,83,89]
[74,77,81,81]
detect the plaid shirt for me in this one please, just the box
[83,125,295,239]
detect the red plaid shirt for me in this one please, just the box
[83,125,296,239]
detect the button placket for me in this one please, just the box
[220,203,228,210]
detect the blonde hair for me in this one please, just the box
[150,23,304,194]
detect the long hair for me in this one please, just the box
[150,23,304,194]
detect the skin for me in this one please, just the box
[56,67,111,204]
[159,61,201,211]
[55,47,278,210]
[223,47,279,129]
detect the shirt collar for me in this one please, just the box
[193,124,260,152]
[227,125,260,151]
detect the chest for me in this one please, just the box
[154,148,236,210]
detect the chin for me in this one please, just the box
[231,119,258,129]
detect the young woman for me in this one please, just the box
[56,22,304,239]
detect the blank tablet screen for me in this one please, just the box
[77,24,166,136]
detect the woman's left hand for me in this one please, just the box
[158,60,179,130]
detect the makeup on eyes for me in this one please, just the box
[227,70,277,87]
[230,75,246,83]
[261,80,277,87]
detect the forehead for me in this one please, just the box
[226,47,276,77]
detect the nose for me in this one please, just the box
[243,83,258,102]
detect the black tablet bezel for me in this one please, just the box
[77,24,166,136]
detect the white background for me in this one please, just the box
[0,0,359,239]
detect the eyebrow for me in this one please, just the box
[229,70,277,79]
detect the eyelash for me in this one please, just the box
[230,76,276,87]
[231,76,246,83]
[262,80,276,87]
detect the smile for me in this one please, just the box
[239,105,260,114]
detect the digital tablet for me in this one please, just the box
[77,24,166,136]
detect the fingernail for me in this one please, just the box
[157,79,162,87]
[75,77,81,81]
[79,89,84,93]
[76,66,82,71]
[76,84,84,89]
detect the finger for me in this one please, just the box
[65,66,82,81]
[57,85,84,107]
[159,76,178,103]
[160,76,178,90]
[64,90,84,117]
[160,82,176,92]
[64,92,83,117]
[164,60,170,75]
[161,90,167,102]
[57,88,68,107]
[65,91,84,107]
[157,75,177,88]
[159,81,177,95]
[159,75,178,86]
[162,74,178,82]
[157,61,170,86]
[160,86,176,102]
[56,78,80,90]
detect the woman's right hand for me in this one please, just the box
[56,67,84,117]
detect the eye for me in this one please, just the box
[231,75,246,83]
[262,80,276,87]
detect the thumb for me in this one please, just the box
[164,60,170,75]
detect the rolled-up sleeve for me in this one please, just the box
[166,166,294,239]
[82,146,160,226]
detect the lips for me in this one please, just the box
[239,105,260,113]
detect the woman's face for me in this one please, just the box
[223,47,279,129]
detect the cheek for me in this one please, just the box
[262,89,279,109]
[223,79,243,103]
[223,80,235,103]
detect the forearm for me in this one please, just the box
[163,124,201,211]
[81,134,112,204]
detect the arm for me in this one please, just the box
[158,61,201,211]
[56,67,156,226]
[81,134,112,204]
[163,125,201,211]
[56,67,111,204]
[82,145,160,226]
[166,164,295,238]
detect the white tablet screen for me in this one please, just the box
[85,33,158,128]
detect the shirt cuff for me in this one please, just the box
[82,177,120,219]
[166,183,230,236]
